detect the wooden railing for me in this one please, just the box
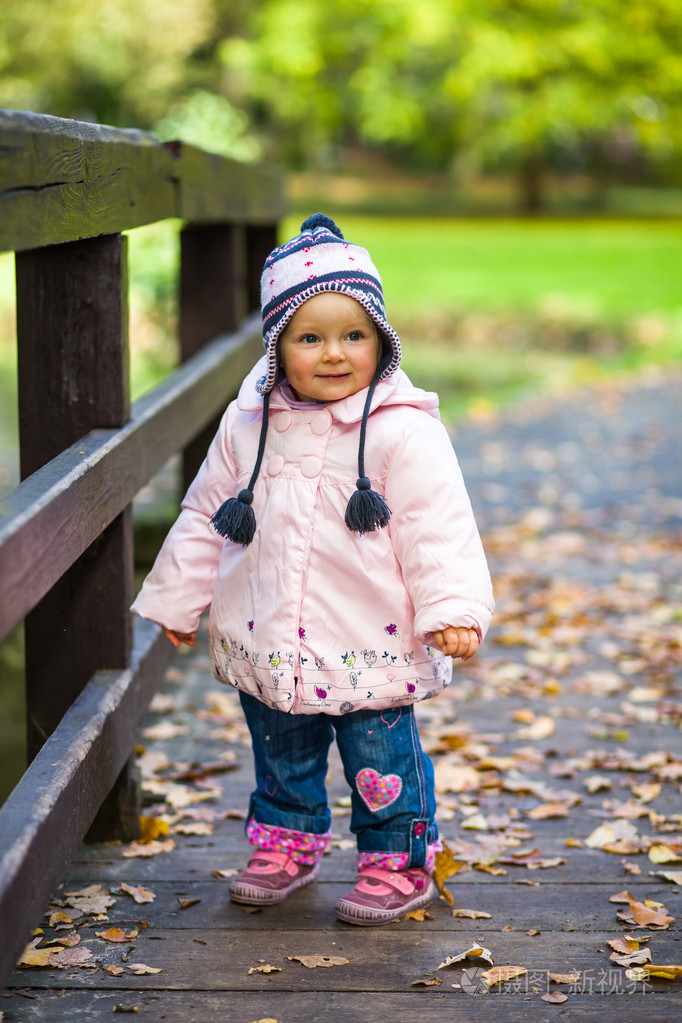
[0,109,285,984]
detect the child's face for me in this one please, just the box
[279,292,381,403]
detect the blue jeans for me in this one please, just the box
[239,691,438,867]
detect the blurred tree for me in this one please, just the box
[219,0,682,210]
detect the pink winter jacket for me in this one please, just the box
[131,357,494,715]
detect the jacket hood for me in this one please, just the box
[236,356,441,424]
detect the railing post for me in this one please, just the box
[246,224,278,314]
[179,224,248,490]
[15,234,138,839]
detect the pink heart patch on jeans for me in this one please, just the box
[355,767,403,812]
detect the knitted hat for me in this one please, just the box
[211,214,400,546]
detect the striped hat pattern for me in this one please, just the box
[256,213,401,394]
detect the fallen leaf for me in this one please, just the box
[248,1019,279,1023]
[177,898,201,910]
[49,931,80,947]
[434,763,480,793]
[248,964,282,974]
[474,863,507,876]
[481,965,527,986]
[617,896,674,929]
[526,802,569,819]
[107,965,126,976]
[565,838,584,848]
[404,909,432,921]
[608,935,649,953]
[461,812,489,830]
[48,911,79,927]
[95,928,135,943]
[526,929,541,936]
[542,991,568,1003]
[626,965,682,981]
[141,721,189,740]
[585,775,612,794]
[139,816,170,843]
[433,843,466,905]
[515,715,555,740]
[411,976,442,987]
[437,944,494,969]
[610,946,652,967]
[585,821,639,850]
[122,839,175,858]
[172,822,214,836]
[127,963,162,975]
[649,843,682,864]
[50,946,94,968]
[113,1007,139,1014]
[548,971,580,983]
[288,955,349,968]
[654,869,682,885]
[451,909,492,919]
[213,869,239,879]
[621,860,642,875]
[17,939,57,968]
[120,883,156,905]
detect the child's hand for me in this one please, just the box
[433,626,479,661]
[162,627,197,648]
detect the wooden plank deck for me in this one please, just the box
[3,376,681,1022]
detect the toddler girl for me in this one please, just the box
[132,214,494,925]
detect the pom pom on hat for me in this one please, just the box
[300,213,344,238]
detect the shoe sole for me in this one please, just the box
[229,863,319,906]
[335,880,435,926]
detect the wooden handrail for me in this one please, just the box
[0,108,285,987]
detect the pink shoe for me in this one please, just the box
[229,850,319,905]
[335,866,435,925]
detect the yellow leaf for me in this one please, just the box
[526,802,569,820]
[433,842,466,905]
[626,965,682,981]
[107,965,126,976]
[139,816,169,843]
[17,939,56,968]
[248,964,282,974]
[451,909,492,919]
[474,863,507,876]
[649,843,682,864]
[404,909,431,921]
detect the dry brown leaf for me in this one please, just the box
[632,782,662,802]
[404,909,432,921]
[122,839,175,858]
[433,843,466,905]
[460,812,488,830]
[120,883,156,905]
[526,802,569,820]
[451,909,492,919]
[107,965,126,976]
[608,890,635,904]
[474,863,507,876]
[621,860,642,875]
[411,976,442,987]
[437,944,494,969]
[50,946,94,968]
[172,822,213,836]
[288,955,349,968]
[617,896,674,929]
[96,928,137,943]
[585,775,612,794]
[112,1006,139,1014]
[548,971,580,983]
[526,929,541,936]
[542,991,568,1003]
[48,910,79,927]
[177,898,201,910]
[141,721,189,740]
[127,963,162,975]
[49,931,80,948]
[608,935,648,953]
[610,946,652,967]
[565,838,584,848]
[213,868,239,879]
[434,763,480,793]
[248,964,282,974]
[481,965,527,986]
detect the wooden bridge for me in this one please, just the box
[1,110,681,1022]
